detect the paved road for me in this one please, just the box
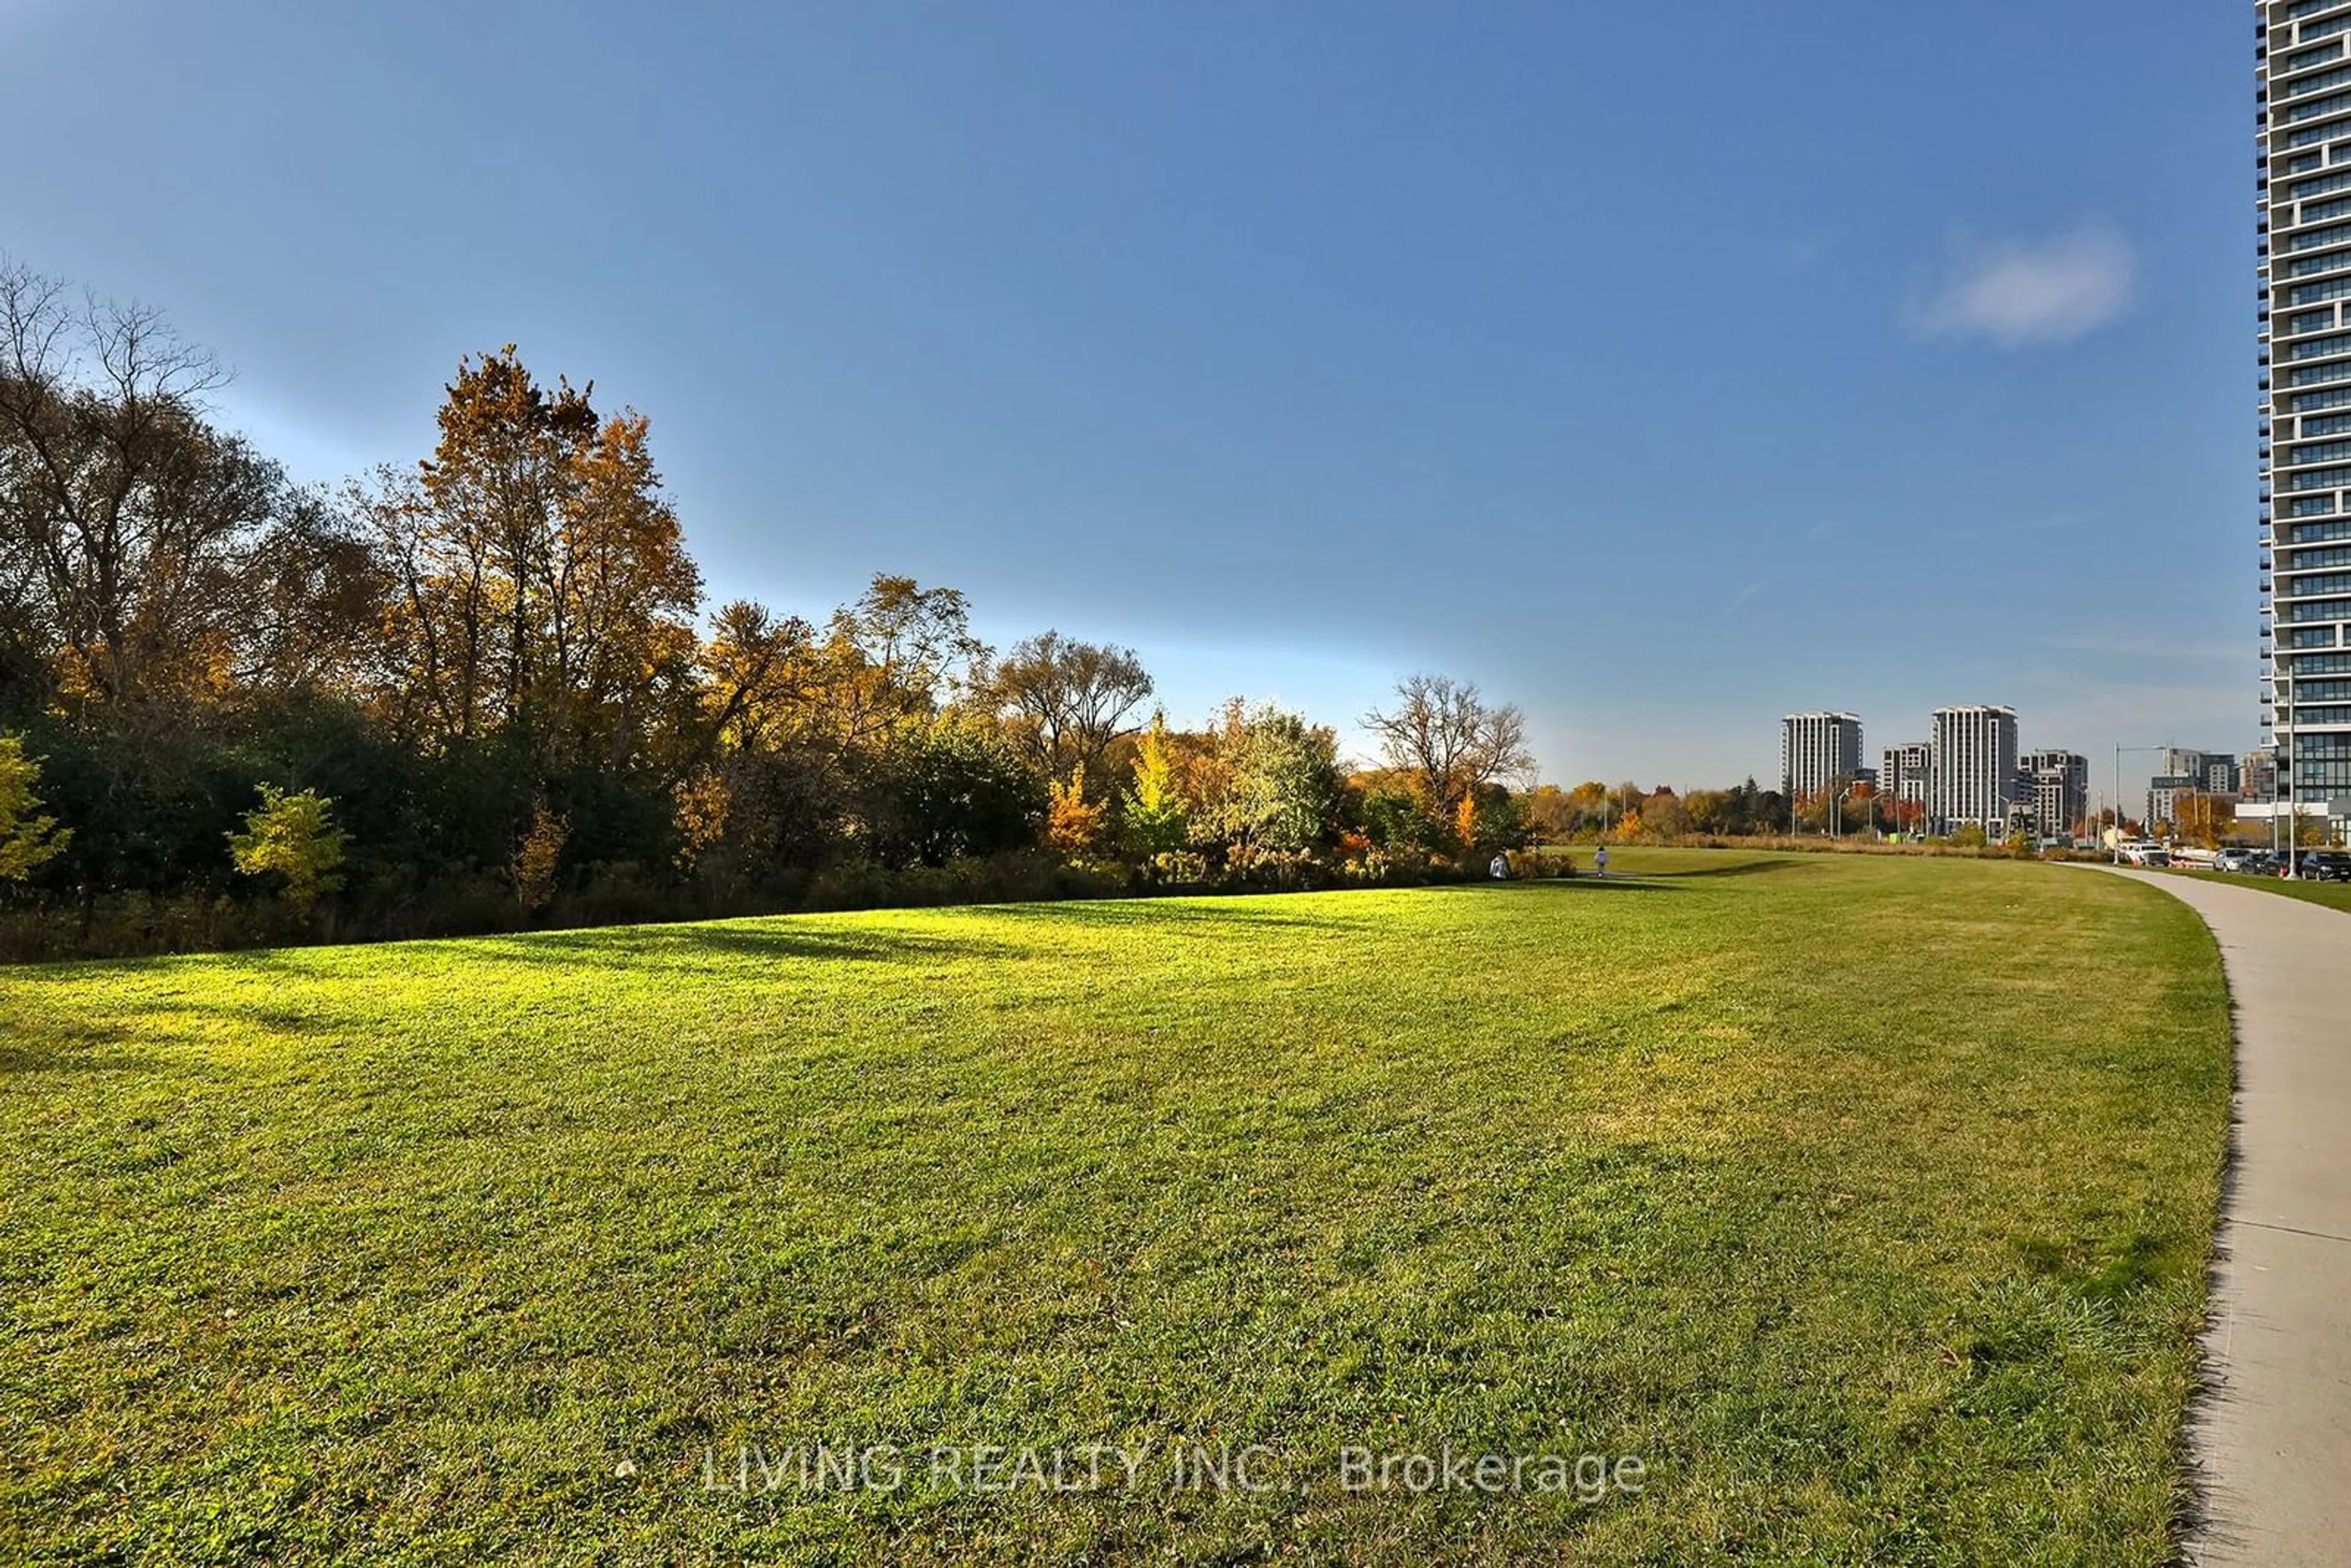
[2096,868,2351,1566]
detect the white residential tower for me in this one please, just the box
[2259,1,2351,835]
[1929,705,2020,835]
[1781,712,1864,801]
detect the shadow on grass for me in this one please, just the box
[0,1032,152,1078]
[1640,858,1805,879]
[1000,898,1370,932]
[1479,877,1680,894]
[455,921,1038,972]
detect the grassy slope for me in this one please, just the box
[0,852,2228,1566]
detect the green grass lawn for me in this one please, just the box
[1,852,2229,1565]
[2173,866,2351,915]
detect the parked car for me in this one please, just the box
[2287,851,2351,882]
[2215,848,2274,875]
[2119,842,2170,868]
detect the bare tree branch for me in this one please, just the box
[1362,673,1535,817]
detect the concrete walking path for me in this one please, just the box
[2096,868,2351,1566]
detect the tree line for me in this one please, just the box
[0,262,1557,957]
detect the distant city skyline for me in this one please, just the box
[0,2,2255,800]
[1783,702,2264,836]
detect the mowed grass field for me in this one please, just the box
[1,851,2228,1565]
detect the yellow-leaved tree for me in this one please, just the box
[227,786,347,914]
[512,800,568,912]
[1119,711,1188,855]
[0,736,70,882]
[2173,791,2233,849]
[672,771,731,870]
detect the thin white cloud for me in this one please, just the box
[1908,226,2135,348]
[1725,580,1766,614]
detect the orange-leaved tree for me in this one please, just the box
[1047,764,1108,858]
[368,347,701,772]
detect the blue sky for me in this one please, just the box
[0,0,2252,803]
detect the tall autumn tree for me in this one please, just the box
[815,575,990,747]
[551,408,704,768]
[697,598,820,756]
[370,348,701,773]
[1564,781,1613,836]
[419,348,599,740]
[986,630,1154,779]
[692,577,986,761]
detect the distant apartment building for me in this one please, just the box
[2133,749,2238,827]
[1880,741,1933,815]
[1929,705,2019,834]
[2242,746,2280,800]
[2147,775,2199,830]
[1781,712,1864,800]
[2020,750,2090,840]
[2153,747,2240,797]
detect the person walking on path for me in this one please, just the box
[1594,845,1609,878]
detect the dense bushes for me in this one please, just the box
[0,842,1529,963]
